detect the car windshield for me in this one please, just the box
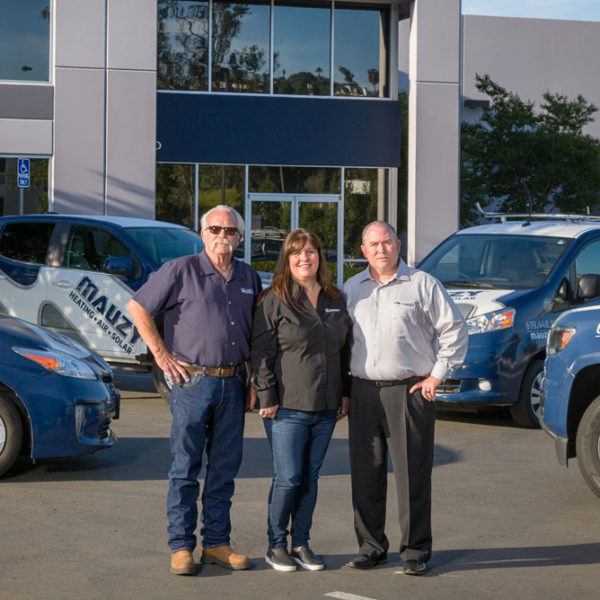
[419,234,571,290]
[125,227,204,266]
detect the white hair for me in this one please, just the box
[200,205,245,240]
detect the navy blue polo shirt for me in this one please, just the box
[133,251,261,366]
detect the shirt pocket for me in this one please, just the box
[390,302,420,338]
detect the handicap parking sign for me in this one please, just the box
[17,157,30,188]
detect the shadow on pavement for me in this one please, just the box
[3,435,460,482]
[431,543,600,572]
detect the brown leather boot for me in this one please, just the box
[170,549,197,576]
[200,545,251,570]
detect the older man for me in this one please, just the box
[127,205,261,576]
[344,221,467,576]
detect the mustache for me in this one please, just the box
[211,238,233,249]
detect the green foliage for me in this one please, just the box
[461,74,600,223]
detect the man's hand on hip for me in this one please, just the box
[155,350,190,386]
[409,375,441,401]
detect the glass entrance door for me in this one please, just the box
[246,193,343,285]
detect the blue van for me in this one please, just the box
[542,305,600,497]
[419,210,600,427]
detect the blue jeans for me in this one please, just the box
[167,373,245,552]
[264,408,337,549]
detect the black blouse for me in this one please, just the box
[251,288,352,411]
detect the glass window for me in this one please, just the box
[0,222,54,264]
[0,2,50,82]
[125,227,204,266]
[273,2,330,96]
[575,240,600,278]
[156,163,196,226]
[199,164,245,217]
[334,4,388,97]
[249,166,340,193]
[64,226,139,275]
[157,0,209,91]
[211,1,270,93]
[419,235,571,290]
[344,168,382,264]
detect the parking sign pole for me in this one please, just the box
[19,188,24,215]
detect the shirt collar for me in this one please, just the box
[198,250,240,280]
[359,259,411,285]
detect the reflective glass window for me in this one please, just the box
[273,2,330,96]
[211,1,270,93]
[334,4,388,97]
[0,222,54,264]
[0,2,50,82]
[158,0,209,91]
[156,163,196,226]
[249,166,340,193]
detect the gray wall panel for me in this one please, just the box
[0,85,53,119]
[55,0,106,68]
[53,68,105,213]
[408,82,460,263]
[0,119,53,156]
[107,0,157,71]
[105,70,156,218]
[463,16,600,137]
[411,0,460,83]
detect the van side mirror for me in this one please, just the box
[577,274,600,301]
[103,256,134,278]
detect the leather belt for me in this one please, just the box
[355,376,423,388]
[184,364,243,378]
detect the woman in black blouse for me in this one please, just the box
[251,228,352,572]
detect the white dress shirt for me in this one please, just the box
[344,260,468,381]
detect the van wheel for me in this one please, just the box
[510,359,543,428]
[152,361,172,404]
[576,395,600,498]
[0,394,23,477]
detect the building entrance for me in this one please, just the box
[245,192,342,286]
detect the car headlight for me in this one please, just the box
[547,326,576,355]
[466,308,516,335]
[12,347,97,380]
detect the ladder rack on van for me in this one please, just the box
[475,202,600,223]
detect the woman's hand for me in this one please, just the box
[259,405,279,419]
[337,396,350,421]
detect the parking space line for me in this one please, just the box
[325,592,379,600]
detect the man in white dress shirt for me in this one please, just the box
[344,221,467,576]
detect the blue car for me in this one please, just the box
[542,304,600,498]
[0,315,119,477]
[419,213,600,427]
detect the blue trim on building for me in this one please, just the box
[156,92,401,167]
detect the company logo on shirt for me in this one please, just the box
[324,308,340,313]
[393,301,416,308]
[240,287,254,295]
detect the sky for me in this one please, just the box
[462,0,600,22]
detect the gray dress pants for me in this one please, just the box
[348,377,436,563]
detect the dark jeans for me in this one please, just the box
[263,408,337,549]
[167,373,246,552]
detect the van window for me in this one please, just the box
[124,226,204,265]
[0,222,54,264]
[420,234,570,289]
[64,225,139,275]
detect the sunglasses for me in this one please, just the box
[205,225,239,236]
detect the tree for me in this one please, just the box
[461,74,600,224]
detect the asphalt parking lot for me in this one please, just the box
[1,374,599,600]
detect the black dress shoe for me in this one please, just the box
[401,559,427,576]
[345,553,387,570]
